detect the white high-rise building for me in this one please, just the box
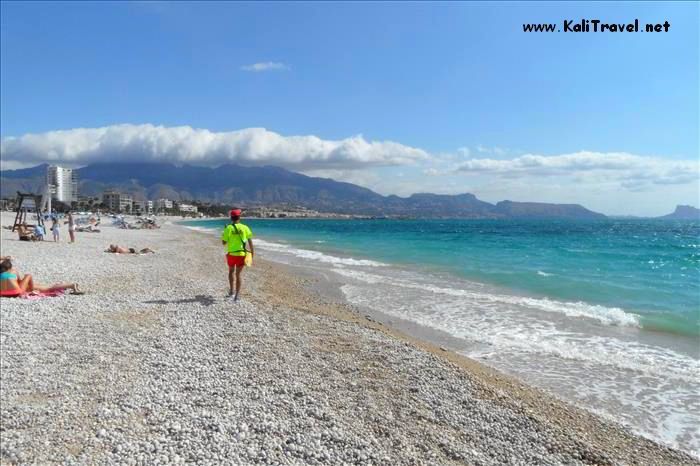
[47,165,78,204]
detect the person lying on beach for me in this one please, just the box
[0,259,84,297]
[104,244,156,254]
[76,224,100,233]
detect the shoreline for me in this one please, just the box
[182,217,700,453]
[238,236,699,463]
[182,220,700,457]
[1,214,696,464]
[181,217,698,339]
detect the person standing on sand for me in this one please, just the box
[50,218,60,242]
[221,208,254,301]
[66,212,76,243]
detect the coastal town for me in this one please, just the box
[0,164,365,219]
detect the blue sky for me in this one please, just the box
[1,1,698,215]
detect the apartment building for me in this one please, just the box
[102,191,133,213]
[47,165,78,204]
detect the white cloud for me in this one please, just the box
[240,62,289,72]
[0,124,428,170]
[0,159,32,171]
[455,151,699,190]
[1,125,696,216]
[472,145,508,156]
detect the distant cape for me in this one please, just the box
[658,205,700,220]
[1,162,607,219]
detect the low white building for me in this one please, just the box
[102,191,133,213]
[155,199,173,211]
[178,203,198,213]
[134,200,154,214]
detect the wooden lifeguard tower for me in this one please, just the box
[11,191,45,232]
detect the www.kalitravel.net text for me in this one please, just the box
[523,19,671,33]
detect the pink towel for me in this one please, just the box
[22,290,67,300]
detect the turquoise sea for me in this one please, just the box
[186,218,700,455]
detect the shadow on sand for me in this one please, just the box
[144,295,217,307]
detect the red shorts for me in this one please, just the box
[226,254,245,267]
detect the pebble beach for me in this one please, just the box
[0,213,696,466]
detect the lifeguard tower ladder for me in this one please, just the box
[11,191,45,232]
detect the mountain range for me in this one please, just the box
[0,162,619,219]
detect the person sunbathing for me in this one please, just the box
[105,244,155,254]
[77,224,101,233]
[0,259,83,297]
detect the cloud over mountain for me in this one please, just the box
[455,151,699,189]
[0,124,428,170]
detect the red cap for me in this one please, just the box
[230,209,242,217]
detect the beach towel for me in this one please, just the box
[22,290,67,300]
[1,290,67,300]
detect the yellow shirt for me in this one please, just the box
[221,223,253,256]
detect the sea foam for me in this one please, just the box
[331,267,641,328]
[255,239,388,267]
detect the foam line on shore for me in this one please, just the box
[331,266,642,328]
